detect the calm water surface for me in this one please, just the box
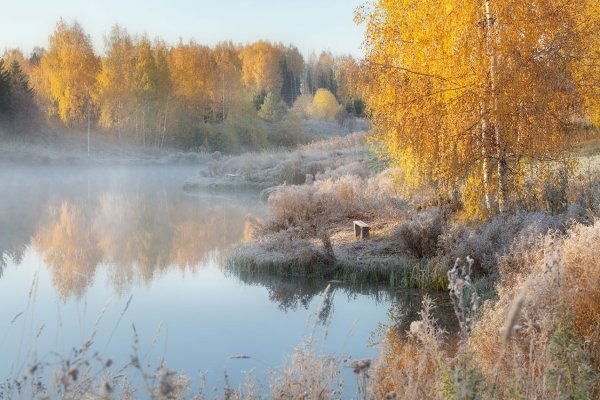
[0,166,441,396]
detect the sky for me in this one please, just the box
[0,0,366,58]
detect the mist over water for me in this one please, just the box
[0,165,414,394]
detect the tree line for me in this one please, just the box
[1,19,364,151]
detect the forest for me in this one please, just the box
[0,19,364,152]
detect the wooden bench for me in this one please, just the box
[353,220,370,239]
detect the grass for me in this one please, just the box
[183,131,370,193]
[334,258,448,291]
[227,250,449,292]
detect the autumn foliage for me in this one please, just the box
[359,0,600,216]
[0,19,365,152]
[309,89,340,120]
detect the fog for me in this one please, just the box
[0,165,262,296]
[0,163,401,396]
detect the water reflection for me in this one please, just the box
[0,167,262,298]
[229,265,459,339]
[243,273,394,310]
[0,167,456,396]
[0,169,49,277]
[0,166,455,331]
[32,202,101,298]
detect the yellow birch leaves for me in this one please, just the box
[360,0,600,215]
[35,19,99,124]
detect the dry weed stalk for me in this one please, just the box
[265,283,344,399]
[448,256,480,336]
[351,358,371,400]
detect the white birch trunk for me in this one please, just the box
[484,0,509,213]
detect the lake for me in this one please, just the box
[0,166,442,397]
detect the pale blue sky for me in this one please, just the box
[1,0,366,58]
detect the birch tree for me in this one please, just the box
[239,41,283,94]
[133,36,171,146]
[169,40,218,121]
[359,0,600,215]
[95,25,136,139]
[35,19,99,124]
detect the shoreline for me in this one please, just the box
[228,218,450,292]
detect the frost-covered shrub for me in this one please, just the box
[266,172,402,236]
[439,211,578,274]
[393,208,446,258]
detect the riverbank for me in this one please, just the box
[222,132,600,295]
[222,131,600,398]
[182,132,370,193]
[0,119,367,168]
[0,128,215,167]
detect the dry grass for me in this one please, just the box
[392,208,447,259]
[438,210,585,275]
[371,296,447,399]
[269,341,343,400]
[183,132,370,192]
[265,171,402,234]
[369,219,600,399]
[471,222,600,382]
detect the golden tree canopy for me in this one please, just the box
[359,0,600,215]
[36,19,99,123]
[310,88,339,120]
[95,25,136,132]
[169,40,218,118]
[239,41,283,94]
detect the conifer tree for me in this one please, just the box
[0,59,11,117]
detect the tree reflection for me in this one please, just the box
[170,219,209,270]
[32,202,101,299]
[229,267,397,314]
[121,200,173,284]
[170,210,245,272]
[0,170,51,278]
[28,192,253,298]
